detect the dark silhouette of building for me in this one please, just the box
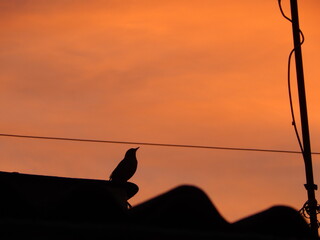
[0,170,313,239]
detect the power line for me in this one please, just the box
[0,133,319,155]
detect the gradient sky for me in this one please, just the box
[1,0,320,222]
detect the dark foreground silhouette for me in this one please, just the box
[0,171,314,239]
[129,185,313,239]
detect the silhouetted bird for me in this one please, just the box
[109,147,139,183]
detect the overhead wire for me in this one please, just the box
[0,133,319,155]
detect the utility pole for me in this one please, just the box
[289,0,318,238]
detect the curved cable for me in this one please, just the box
[288,48,304,153]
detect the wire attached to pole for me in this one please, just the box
[278,0,304,153]
[278,0,319,237]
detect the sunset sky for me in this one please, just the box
[1,0,320,222]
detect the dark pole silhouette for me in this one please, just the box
[289,0,318,238]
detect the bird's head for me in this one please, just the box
[125,147,139,158]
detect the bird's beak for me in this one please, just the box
[135,147,140,151]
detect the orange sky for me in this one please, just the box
[1,0,320,222]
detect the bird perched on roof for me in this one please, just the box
[109,147,139,183]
